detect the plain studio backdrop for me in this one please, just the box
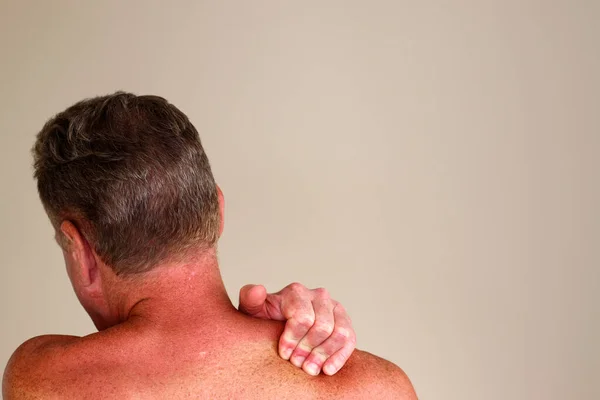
[0,1,598,399]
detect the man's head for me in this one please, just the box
[33,92,223,327]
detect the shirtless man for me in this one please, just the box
[3,92,417,399]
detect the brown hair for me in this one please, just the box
[33,92,221,275]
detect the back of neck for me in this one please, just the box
[109,250,237,329]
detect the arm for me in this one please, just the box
[238,283,356,376]
[370,355,417,399]
[340,350,418,400]
[2,335,75,400]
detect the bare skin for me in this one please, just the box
[3,252,416,399]
[4,184,416,399]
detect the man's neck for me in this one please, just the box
[104,250,238,331]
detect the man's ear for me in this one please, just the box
[217,185,225,237]
[60,221,100,290]
[60,221,115,331]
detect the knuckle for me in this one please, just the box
[292,346,311,358]
[333,327,352,341]
[312,321,334,336]
[294,314,315,329]
[348,334,357,346]
[287,282,305,293]
[312,346,330,361]
[314,287,329,298]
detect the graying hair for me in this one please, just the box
[33,92,221,275]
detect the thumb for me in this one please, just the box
[238,284,268,317]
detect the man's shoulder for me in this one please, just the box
[329,349,417,399]
[3,334,81,399]
[3,335,417,400]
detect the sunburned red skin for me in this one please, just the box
[3,254,416,399]
[3,310,415,399]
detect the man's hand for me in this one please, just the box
[238,283,356,376]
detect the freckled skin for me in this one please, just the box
[3,259,416,399]
[4,314,415,399]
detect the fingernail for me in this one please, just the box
[291,355,305,368]
[323,363,337,375]
[280,348,293,360]
[305,362,320,376]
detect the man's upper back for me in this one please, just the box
[4,318,416,399]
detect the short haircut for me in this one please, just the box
[33,92,220,275]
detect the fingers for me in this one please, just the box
[301,303,356,376]
[278,305,316,360]
[277,283,316,359]
[270,282,357,376]
[321,340,356,376]
[238,284,268,317]
[289,289,334,370]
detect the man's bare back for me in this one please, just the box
[5,313,414,399]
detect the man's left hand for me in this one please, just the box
[238,283,356,376]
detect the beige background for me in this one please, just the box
[1,1,598,399]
